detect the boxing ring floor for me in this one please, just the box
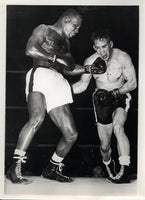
[4,176,137,199]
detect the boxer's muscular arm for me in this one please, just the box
[25,25,55,61]
[63,64,85,76]
[72,59,92,94]
[64,56,106,76]
[72,73,92,94]
[119,53,137,94]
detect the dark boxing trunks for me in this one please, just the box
[92,90,132,124]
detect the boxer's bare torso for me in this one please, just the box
[84,48,130,91]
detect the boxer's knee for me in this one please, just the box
[100,144,111,154]
[29,113,45,131]
[64,127,78,144]
[113,122,124,136]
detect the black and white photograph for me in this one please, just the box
[0,0,145,199]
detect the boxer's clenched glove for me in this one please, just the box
[85,57,106,74]
[95,89,110,106]
[45,52,75,71]
[54,53,75,71]
[107,88,122,105]
[109,88,121,99]
[42,48,75,71]
[95,88,121,106]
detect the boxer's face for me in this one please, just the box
[63,16,82,38]
[93,38,113,61]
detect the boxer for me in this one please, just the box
[6,9,106,184]
[72,28,137,184]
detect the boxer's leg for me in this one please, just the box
[108,107,131,183]
[42,104,78,182]
[6,92,46,184]
[97,123,117,178]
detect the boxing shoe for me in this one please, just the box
[6,155,32,184]
[42,161,73,182]
[107,165,131,184]
[105,160,117,178]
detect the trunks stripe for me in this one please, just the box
[28,68,37,93]
[125,93,132,112]
[92,91,98,123]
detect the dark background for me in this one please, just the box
[5,5,138,177]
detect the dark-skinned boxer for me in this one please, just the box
[6,9,106,184]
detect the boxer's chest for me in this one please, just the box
[106,59,123,80]
[94,59,123,83]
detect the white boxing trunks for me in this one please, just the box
[25,67,73,112]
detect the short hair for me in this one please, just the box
[91,28,111,42]
[59,8,82,20]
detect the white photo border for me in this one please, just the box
[0,0,145,199]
